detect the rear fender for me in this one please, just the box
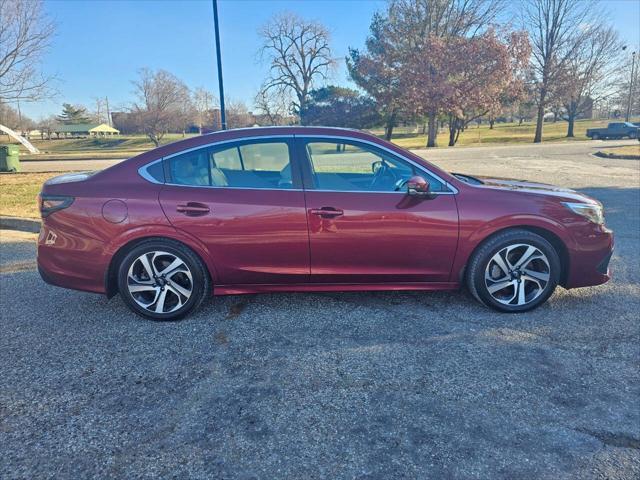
[103,224,220,284]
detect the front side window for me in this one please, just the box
[305,140,445,192]
[167,140,293,189]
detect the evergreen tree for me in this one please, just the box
[299,86,380,128]
[56,103,90,124]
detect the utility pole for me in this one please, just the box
[212,0,227,130]
[625,51,636,122]
[105,96,111,126]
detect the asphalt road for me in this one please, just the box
[1,141,639,479]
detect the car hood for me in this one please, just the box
[469,175,600,204]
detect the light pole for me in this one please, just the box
[625,51,636,122]
[212,0,227,130]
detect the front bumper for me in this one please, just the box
[564,226,614,289]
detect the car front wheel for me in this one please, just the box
[117,239,210,320]
[466,229,561,313]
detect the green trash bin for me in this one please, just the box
[0,144,20,172]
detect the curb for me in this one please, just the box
[0,216,41,233]
[594,151,640,160]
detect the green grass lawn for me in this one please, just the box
[597,144,640,158]
[0,172,69,218]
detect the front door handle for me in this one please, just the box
[309,207,344,218]
[176,202,210,217]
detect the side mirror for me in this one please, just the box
[407,175,430,197]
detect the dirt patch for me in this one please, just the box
[226,302,248,320]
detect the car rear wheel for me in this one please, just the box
[466,229,561,313]
[591,133,600,140]
[117,239,210,320]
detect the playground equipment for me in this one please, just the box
[0,123,40,154]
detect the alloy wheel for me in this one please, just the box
[484,243,551,307]
[127,251,193,314]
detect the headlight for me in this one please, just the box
[562,202,604,225]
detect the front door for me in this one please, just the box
[298,138,459,284]
[159,138,310,285]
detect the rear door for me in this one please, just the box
[297,137,459,284]
[159,137,310,285]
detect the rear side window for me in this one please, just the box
[169,149,211,186]
[167,141,294,189]
[145,161,165,182]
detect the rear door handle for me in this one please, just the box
[309,207,344,218]
[176,202,210,217]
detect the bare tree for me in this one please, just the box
[0,100,31,129]
[0,0,55,102]
[225,99,254,129]
[254,85,294,125]
[131,68,192,146]
[91,97,107,124]
[522,0,594,142]
[259,13,334,114]
[36,114,59,139]
[192,87,218,133]
[557,25,622,137]
[618,50,640,120]
[387,0,506,41]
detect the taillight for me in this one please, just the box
[39,194,74,217]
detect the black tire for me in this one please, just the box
[629,132,637,139]
[591,133,600,140]
[117,238,210,321]
[466,229,561,313]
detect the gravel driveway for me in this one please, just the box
[1,141,639,479]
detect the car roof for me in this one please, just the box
[125,126,386,166]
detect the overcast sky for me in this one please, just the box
[18,0,640,120]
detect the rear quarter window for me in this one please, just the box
[143,161,165,183]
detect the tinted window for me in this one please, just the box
[169,149,210,186]
[145,161,165,182]
[168,141,293,189]
[305,140,445,192]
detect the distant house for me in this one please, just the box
[55,123,120,137]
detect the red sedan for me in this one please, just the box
[37,127,613,320]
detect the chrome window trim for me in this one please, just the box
[136,133,458,195]
[138,158,164,184]
[308,189,456,195]
[157,183,304,192]
[137,135,293,187]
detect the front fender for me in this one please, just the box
[451,214,576,283]
[466,214,577,250]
